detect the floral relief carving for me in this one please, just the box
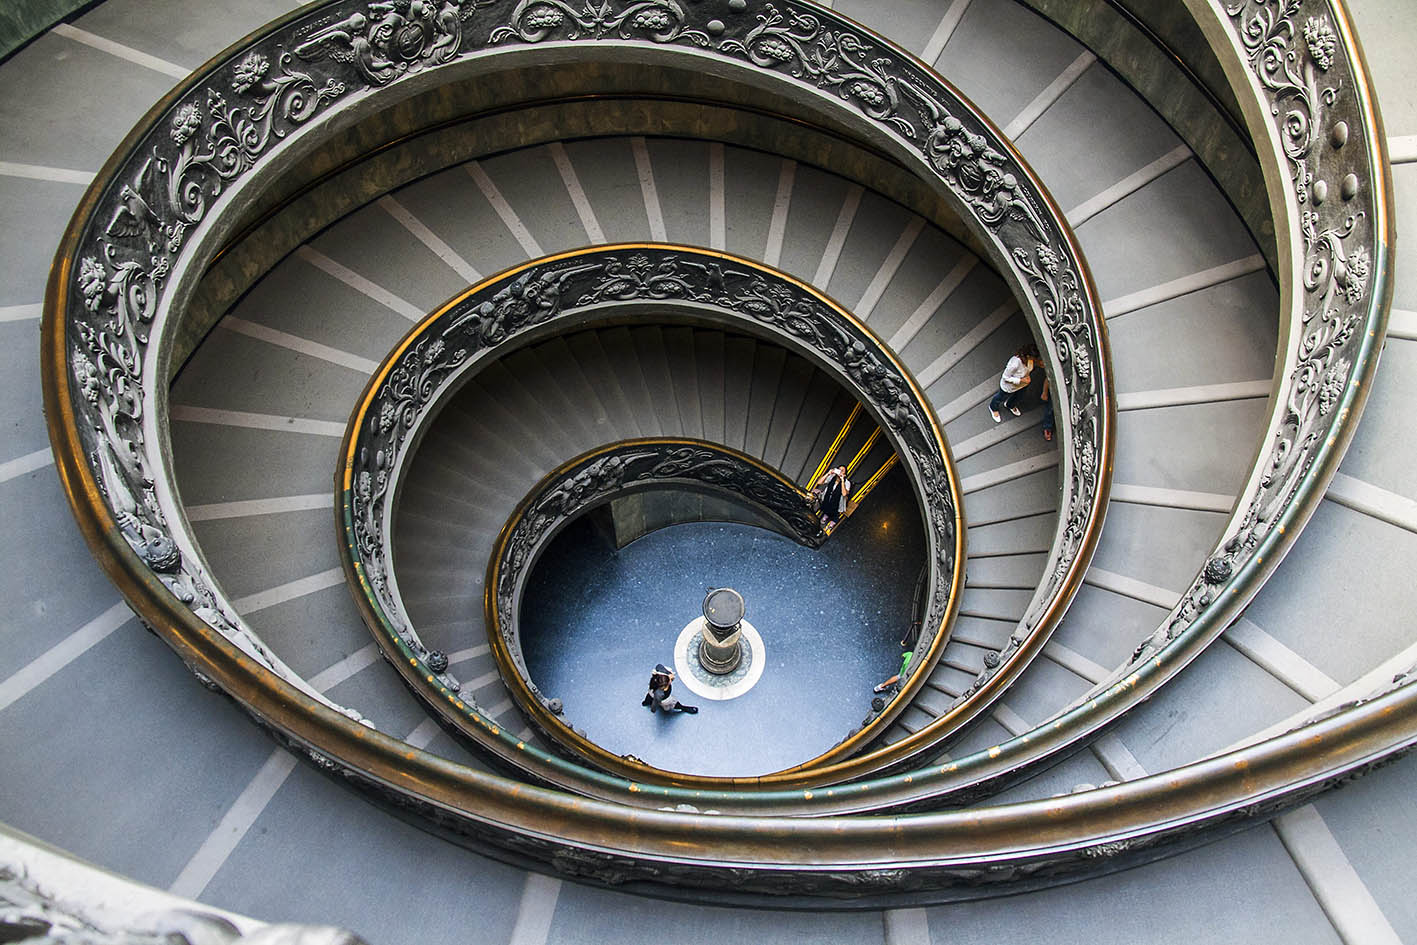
[1123,0,1382,673]
[62,0,1108,723]
[296,0,473,84]
[490,0,709,45]
[345,249,962,688]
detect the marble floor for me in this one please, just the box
[519,467,927,777]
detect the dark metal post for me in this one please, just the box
[698,587,745,675]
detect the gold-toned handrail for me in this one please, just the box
[41,0,1402,890]
[807,402,862,487]
[849,454,898,510]
[339,245,969,791]
[843,426,883,478]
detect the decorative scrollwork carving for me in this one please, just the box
[490,0,709,46]
[55,0,1108,773]
[295,0,472,85]
[1122,0,1385,674]
[342,247,963,766]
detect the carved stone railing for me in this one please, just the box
[340,245,969,788]
[481,438,833,773]
[59,0,1417,894]
[835,0,1401,808]
[42,0,1114,794]
[0,824,365,945]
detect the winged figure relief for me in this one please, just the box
[295,0,465,87]
[105,158,162,250]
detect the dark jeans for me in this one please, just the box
[648,687,696,713]
[1042,399,1054,435]
[990,385,1024,412]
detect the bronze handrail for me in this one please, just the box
[339,245,969,790]
[36,0,1394,890]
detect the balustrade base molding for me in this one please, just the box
[0,825,365,945]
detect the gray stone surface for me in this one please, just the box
[836,0,947,58]
[941,0,1087,117]
[1018,60,1184,211]
[1311,749,1417,944]
[0,470,125,681]
[562,137,652,241]
[0,32,176,169]
[1112,640,1311,773]
[171,326,371,423]
[309,201,470,311]
[923,823,1339,944]
[75,0,304,69]
[1088,502,1228,599]
[1338,337,1417,499]
[1242,500,1417,685]
[721,146,781,262]
[0,623,276,889]
[1048,583,1171,672]
[1343,0,1417,138]
[825,190,916,318]
[393,164,531,278]
[0,176,80,306]
[237,584,370,681]
[548,880,886,945]
[4,0,1415,935]
[0,316,47,460]
[192,508,339,601]
[1105,271,1278,393]
[1078,160,1261,301]
[168,422,337,504]
[200,763,526,944]
[775,162,855,284]
[226,253,412,364]
[647,138,711,248]
[860,224,970,341]
[1111,397,1271,493]
[481,145,590,257]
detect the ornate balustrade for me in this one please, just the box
[340,245,968,788]
[484,437,825,771]
[36,0,1403,896]
[44,0,1114,787]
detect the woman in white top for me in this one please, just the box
[988,344,1039,422]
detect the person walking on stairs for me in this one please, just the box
[812,465,851,529]
[989,344,1040,422]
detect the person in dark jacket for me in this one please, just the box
[812,465,851,528]
[641,663,698,714]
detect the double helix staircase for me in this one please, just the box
[2,0,1416,941]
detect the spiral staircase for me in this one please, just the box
[2,0,1416,941]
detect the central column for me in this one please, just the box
[698,587,745,675]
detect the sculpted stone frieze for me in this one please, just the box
[343,247,963,755]
[484,439,823,737]
[56,1,1108,735]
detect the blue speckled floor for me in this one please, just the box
[520,468,925,777]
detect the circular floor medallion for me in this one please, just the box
[674,617,766,701]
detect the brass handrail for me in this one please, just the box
[339,245,969,791]
[481,437,828,779]
[35,0,1396,890]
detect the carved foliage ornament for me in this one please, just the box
[345,249,959,686]
[61,1,1103,786]
[1127,0,1382,670]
